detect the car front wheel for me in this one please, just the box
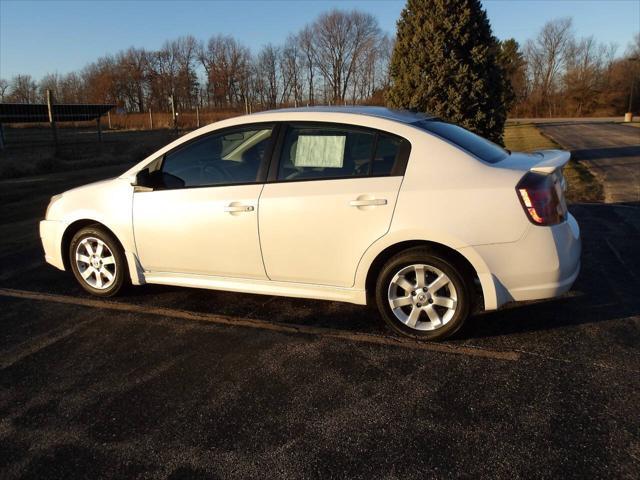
[375,248,471,340]
[69,225,126,297]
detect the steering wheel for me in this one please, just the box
[203,163,234,183]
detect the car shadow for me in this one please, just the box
[571,145,640,161]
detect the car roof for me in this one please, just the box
[252,106,435,124]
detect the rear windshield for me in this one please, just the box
[413,120,508,164]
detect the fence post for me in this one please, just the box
[196,104,200,128]
[96,116,102,143]
[149,108,153,130]
[107,110,112,129]
[46,89,58,154]
[170,95,178,137]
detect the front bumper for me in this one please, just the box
[475,213,581,307]
[39,220,65,270]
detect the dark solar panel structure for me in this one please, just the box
[0,96,116,150]
[0,103,115,123]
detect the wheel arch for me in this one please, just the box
[61,219,127,272]
[363,240,486,310]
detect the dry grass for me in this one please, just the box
[504,123,603,203]
[503,123,558,151]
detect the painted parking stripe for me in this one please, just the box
[0,287,520,361]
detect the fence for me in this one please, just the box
[0,106,252,155]
[104,108,243,131]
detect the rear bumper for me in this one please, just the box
[39,220,65,270]
[474,213,581,308]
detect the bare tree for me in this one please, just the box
[349,33,392,103]
[59,72,85,103]
[117,47,149,112]
[254,44,280,108]
[199,35,251,108]
[298,26,316,105]
[0,78,9,101]
[174,36,200,110]
[524,18,573,116]
[148,36,199,112]
[563,36,614,115]
[8,74,38,103]
[376,34,394,91]
[626,32,640,59]
[281,35,304,106]
[312,10,381,103]
[38,73,62,103]
[81,55,120,105]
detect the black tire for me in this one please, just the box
[69,224,127,297]
[375,247,472,340]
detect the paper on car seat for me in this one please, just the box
[294,135,345,168]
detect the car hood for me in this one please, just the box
[62,177,117,196]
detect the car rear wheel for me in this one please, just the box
[69,225,126,297]
[375,248,471,340]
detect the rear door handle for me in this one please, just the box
[224,204,255,212]
[349,198,387,207]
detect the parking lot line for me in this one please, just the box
[0,287,520,361]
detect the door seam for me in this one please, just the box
[256,183,272,280]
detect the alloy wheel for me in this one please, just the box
[75,236,117,290]
[387,264,458,331]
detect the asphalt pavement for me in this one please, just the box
[1,128,639,478]
[539,122,640,203]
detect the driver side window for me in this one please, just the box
[161,125,274,188]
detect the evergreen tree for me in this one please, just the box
[386,0,508,144]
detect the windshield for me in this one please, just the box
[413,120,508,164]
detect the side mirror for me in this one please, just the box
[134,168,151,187]
[132,167,184,191]
[132,168,157,192]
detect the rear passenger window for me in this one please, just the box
[278,125,375,181]
[276,124,411,181]
[373,134,406,176]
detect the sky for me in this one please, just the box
[1,0,639,80]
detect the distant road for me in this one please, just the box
[538,123,640,203]
[508,117,639,124]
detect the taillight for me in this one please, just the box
[516,171,567,226]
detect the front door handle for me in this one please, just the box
[349,198,387,207]
[224,204,255,213]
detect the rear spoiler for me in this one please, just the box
[530,150,571,174]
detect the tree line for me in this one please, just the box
[0,10,392,114]
[503,19,639,118]
[0,9,638,119]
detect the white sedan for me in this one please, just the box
[40,107,581,340]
